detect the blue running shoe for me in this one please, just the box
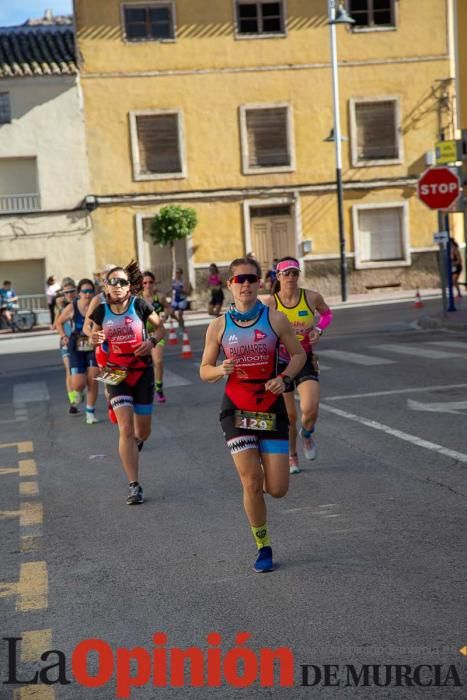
[253,546,274,573]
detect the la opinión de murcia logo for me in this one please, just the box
[2,635,463,697]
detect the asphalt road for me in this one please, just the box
[0,298,466,699]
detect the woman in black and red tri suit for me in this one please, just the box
[89,266,165,506]
[200,257,305,573]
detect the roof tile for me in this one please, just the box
[0,26,77,79]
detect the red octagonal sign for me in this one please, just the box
[417,166,461,210]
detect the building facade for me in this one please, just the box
[0,23,95,297]
[75,0,457,297]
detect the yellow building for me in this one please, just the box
[75,0,457,298]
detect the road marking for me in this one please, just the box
[19,459,38,477]
[21,536,42,553]
[13,382,50,404]
[0,441,34,453]
[371,343,461,359]
[428,341,467,350]
[17,562,48,612]
[326,382,467,401]
[14,686,55,699]
[0,509,21,519]
[21,630,53,662]
[0,581,17,599]
[321,403,467,464]
[408,399,467,415]
[0,467,20,475]
[318,349,396,366]
[20,481,39,497]
[20,503,43,527]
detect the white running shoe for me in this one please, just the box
[300,429,317,460]
[289,454,301,474]
[85,412,99,425]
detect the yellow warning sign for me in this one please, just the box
[435,140,459,165]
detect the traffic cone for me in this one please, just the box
[413,287,424,309]
[181,330,193,359]
[168,318,178,345]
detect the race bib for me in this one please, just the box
[234,410,277,431]
[76,335,93,352]
[95,366,128,386]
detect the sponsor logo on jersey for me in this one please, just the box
[228,334,238,343]
[254,329,267,341]
[298,310,309,317]
[124,316,133,325]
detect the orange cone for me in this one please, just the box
[168,318,178,345]
[181,330,193,359]
[413,288,424,309]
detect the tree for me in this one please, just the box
[149,205,198,278]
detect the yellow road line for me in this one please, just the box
[0,441,34,453]
[21,536,42,553]
[0,581,17,599]
[19,460,38,478]
[13,687,55,699]
[17,562,48,612]
[20,503,43,528]
[0,509,21,519]
[0,467,19,475]
[20,481,39,497]
[21,630,53,662]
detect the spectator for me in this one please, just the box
[264,258,279,292]
[0,280,18,331]
[207,263,224,317]
[450,238,463,299]
[46,275,61,326]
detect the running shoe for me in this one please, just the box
[300,429,318,461]
[126,483,144,505]
[85,413,99,425]
[68,404,79,415]
[155,391,166,404]
[289,454,301,474]
[253,546,274,573]
[135,438,144,452]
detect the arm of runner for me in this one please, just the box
[83,295,102,338]
[260,294,276,309]
[266,311,306,394]
[306,290,332,345]
[54,304,73,344]
[200,318,234,383]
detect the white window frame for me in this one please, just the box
[233,0,287,40]
[350,96,403,168]
[352,201,411,270]
[346,0,397,33]
[239,102,295,175]
[121,1,176,43]
[129,109,187,181]
[242,196,298,259]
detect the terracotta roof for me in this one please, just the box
[0,25,77,78]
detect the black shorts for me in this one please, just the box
[220,396,289,455]
[69,349,97,374]
[453,264,463,275]
[210,290,224,306]
[279,351,319,393]
[107,367,154,415]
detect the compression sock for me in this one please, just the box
[156,381,163,392]
[251,523,271,550]
[301,425,315,438]
[68,391,76,404]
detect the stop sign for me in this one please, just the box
[417,167,461,210]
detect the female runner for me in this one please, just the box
[200,257,305,572]
[142,270,169,403]
[88,265,165,505]
[263,257,333,473]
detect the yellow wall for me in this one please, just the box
[458,0,467,128]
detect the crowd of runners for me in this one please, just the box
[52,255,332,571]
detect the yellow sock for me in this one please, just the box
[251,523,270,549]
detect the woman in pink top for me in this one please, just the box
[207,263,224,317]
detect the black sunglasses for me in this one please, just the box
[108,278,130,288]
[63,288,76,293]
[229,274,259,284]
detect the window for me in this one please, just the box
[0,157,40,213]
[123,2,175,41]
[130,111,185,180]
[350,97,401,166]
[236,1,285,35]
[240,105,294,174]
[348,0,395,29]
[0,93,11,124]
[353,203,410,269]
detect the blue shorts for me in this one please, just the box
[69,350,97,374]
[171,299,188,311]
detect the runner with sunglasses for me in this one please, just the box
[88,266,165,505]
[263,257,333,473]
[142,271,169,403]
[200,257,305,572]
[55,278,100,423]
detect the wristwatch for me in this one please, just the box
[315,327,323,336]
[278,373,293,390]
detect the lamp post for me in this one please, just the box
[328,1,354,302]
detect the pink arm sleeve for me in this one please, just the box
[316,308,333,332]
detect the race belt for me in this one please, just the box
[234,410,277,431]
[76,334,93,352]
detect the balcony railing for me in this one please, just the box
[0,194,41,213]
[17,294,47,311]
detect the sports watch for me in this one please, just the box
[278,373,293,390]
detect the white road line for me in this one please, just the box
[371,344,462,359]
[320,403,467,464]
[318,349,396,366]
[428,341,467,350]
[13,383,50,404]
[326,382,467,402]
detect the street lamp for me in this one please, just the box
[328,1,355,302]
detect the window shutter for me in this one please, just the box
[359,207,403,261]
[136,114,181,174]
[356,101,398,160]
[246,108,289,168]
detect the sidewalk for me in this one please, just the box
[1,287,465,340]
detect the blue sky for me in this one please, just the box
[0,1,73,27]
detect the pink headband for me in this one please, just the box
[277,260,300,273]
